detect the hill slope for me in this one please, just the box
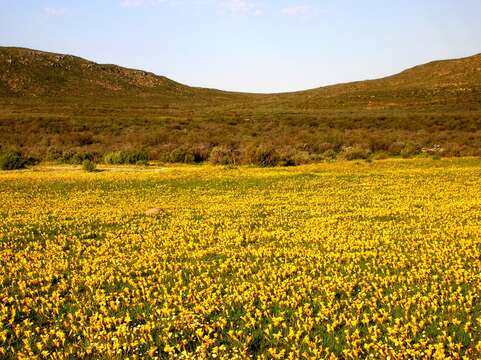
[0,47,190,97]
[279,53,481,111]
[1,46,481,162]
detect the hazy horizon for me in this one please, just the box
[1,0,481,93]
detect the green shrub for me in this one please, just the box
[103,151,124,165]
[168,148,195,164]
[183,153,195,164]
[388,142,406,156]
[123,150,149,164]
[103,150,149,165]
[61,151,95,164]
[0,151,38,170]
[340,147,369,160]
[291,151,312,165]
[164,146,208,164]
[400,149,412,159]
[243,145,279,167]
[72,152,95,164]
[276,148,312,167]
[82,159,96,172]
[209,146,238,165]
[309,153,324,163]
[322,149,337,161]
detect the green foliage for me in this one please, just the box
[168,148,195,164]
[322,149,337,161]
[0,151,38,170]
[103,150,149,165]
[61,151,95,164]
[123,150,149,164]
[82,159,96,172]
[243,145,280,167]
[103,151,123,165]
[209,146,238,165]
[388,142,407,156]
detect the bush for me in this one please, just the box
[103,150,149,165]
[168,148,195,164]
[123,150,149,164]
[82,159,97,172]
[209,146,238,165]
[0,151,38,170]
[243,145,279,167]
[61,151,96,164]
[388,142,406,156]
[400,149,413,159]
[103,151,124,165]
[309,153,324,163]
[322,149,337,161]
[340,147,369,160]
[276,148,311,167]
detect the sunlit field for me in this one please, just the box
[1,158,481,359]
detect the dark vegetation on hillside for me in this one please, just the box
[1,47,481,166]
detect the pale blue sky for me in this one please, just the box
[1,0,481,93]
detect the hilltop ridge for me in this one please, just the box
[2,47,481,102]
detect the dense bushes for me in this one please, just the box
[0,151,38,170]
[0,141,453,171]
[0,143,454,171]
[61,151,96,164]
[3,96,481,164]
[103,150,149,165]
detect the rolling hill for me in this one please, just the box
[1,46,481,163]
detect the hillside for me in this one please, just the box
[1,46,481,163]
[278,53,481,111]
[0,47,191,97]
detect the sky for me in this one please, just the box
[1,0,481,93]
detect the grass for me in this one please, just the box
[1,158,481,358]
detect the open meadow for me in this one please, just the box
[1,158,481,358]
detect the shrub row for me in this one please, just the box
[0,141,454,171]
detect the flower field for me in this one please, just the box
[1,159,481,359]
